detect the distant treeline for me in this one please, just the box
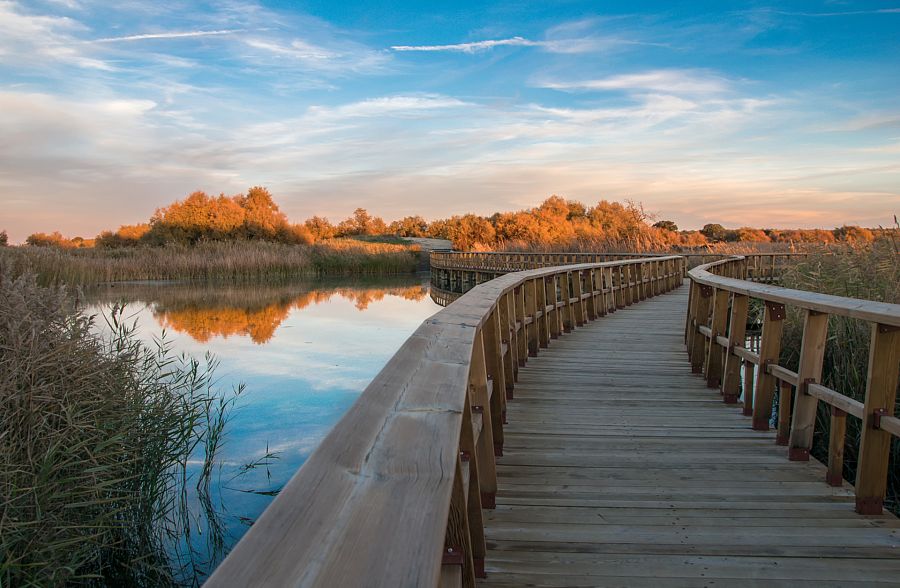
[5,188,889,251]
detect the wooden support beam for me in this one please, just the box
[705,287,730,389]
[826,406,847,487]
[855,323,900,515]
[751,301,785,431]
[722,294,748,403]
[787,310,829,461]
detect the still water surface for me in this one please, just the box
[86,275,440,576]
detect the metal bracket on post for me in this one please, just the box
[872,408,887,430]
[442,546,463,567]
[800,377,815,395]
[699,284,713,298]
[765,301,786,321]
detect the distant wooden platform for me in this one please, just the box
[480,287,900,587]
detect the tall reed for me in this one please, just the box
[0,272,241,586]
[0,239,419,286]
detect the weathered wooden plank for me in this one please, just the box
[479,286,900,587]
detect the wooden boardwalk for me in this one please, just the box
[480,286,900,587]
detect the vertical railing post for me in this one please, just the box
[826,406,847,487]
[560,272,573,332]
[586,269,598,321]
[604,266,615,313]
[573,270,586,326]
[549,275,562,339]
[775,381,793,445]
[500,291,518,387]
[689,284,713,373]
[482,311,507,461]
[787,310,829,460]
[705,287,730,389]
[515,285,527,367]
[855,323,900,514]
[524,279,538,357]
[722,293,748,403]
[613,266,624,310]
[538,277,550,349]
[751,301,785,430]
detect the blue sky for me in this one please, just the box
[1,0,898,241]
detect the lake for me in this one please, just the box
[85,275,441,579]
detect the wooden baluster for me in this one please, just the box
[613,266,625,310]
[586,269,598,321]
[826,406,847,487]
[742,361,755,417]
[573,270,586,326]
[751,301,785,430]
[623,265,634,306]
[705,287,730,389]
[775,381,792,445]
[689,284,712,373]
[855,323,900,514]
[633,262,645,301]
[685,280,697,345]
[443,453,477,587]
[722,293,748,403]
[524,279,538,356]
[481,313,506,461]
[604,266,615,313]
[515,285,527,366]
[500,291,518,387]
[538,277,550,349]
[549,275,562,339]
[787,310,829,460]
[560,272,573,332]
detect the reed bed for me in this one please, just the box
[0,272,240,586]
[777,238,900,514]
[0,240,419,286]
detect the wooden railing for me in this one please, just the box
[431,251,804,282]
[205,256,685,588]
[686,256,900,515]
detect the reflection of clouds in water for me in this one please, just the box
[83,277,439,554]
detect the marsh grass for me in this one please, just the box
[0,239,419,286]
[0,272,242,586]
[777,237,900,514]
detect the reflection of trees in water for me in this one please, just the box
[91,279,429,344]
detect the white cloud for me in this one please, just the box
[94,29,242,43]
[391,36,539,53]
[539,69,732,95]
[390,34,659,55]
[0,0,111,70]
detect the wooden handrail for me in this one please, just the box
[686,255,900,515]
[206,255,685,587]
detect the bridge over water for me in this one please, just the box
[207,252,900,587]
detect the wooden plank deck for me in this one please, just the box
[479,286,900,587]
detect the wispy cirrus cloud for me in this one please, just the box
[538,69,733,96]
[390,34,660,55]
[391,36,539,53]
[93,29,242,43]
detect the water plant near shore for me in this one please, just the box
[0,272,241,586]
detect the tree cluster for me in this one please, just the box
[17,187,886,251]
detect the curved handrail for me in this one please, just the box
[206,255,685,587]
[431,250,805,279]
[685,255,900,515]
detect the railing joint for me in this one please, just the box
[872,407,888,430]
